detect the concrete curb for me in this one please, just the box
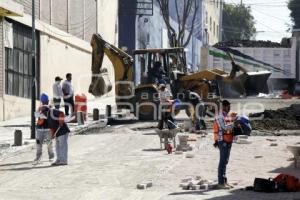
[0,119,108,161]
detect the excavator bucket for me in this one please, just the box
[217,71,271,98]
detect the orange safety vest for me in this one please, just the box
[213,113,234,143]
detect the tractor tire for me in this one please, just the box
[134,89,159,121]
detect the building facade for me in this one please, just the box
[202,0,222,45]
[119,0,222,72]
[0,0,118,120]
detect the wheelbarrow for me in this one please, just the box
[155,128,180,150]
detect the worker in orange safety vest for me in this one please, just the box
[213,100,237,189]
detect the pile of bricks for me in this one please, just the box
[179,176,218,190]
[176,135,192,152]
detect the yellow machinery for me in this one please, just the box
[89,34,271,120]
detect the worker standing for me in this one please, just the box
[52,76,63,109]
[158,84,175,130]
[33,93,54,165]
[183,90,206,132]
[62,73,74,116]
[213,100,236,189]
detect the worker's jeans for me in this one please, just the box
[218,141,232,184]
[35,129,54,160]
[55,133,69,164]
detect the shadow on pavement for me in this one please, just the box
[269,162,300,177]
[193,188,300,200]
[0,161,32,167]
[169,190,206,195]
[142,148,164,152]
[0,165,54,171]
[142,132,157,136]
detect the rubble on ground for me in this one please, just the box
[250,104,300,131]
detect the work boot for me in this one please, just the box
[32,156,41,165]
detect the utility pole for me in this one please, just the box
[31,0,36,139]
[240,0,243,4]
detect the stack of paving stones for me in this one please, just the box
[176,135,193,152]
[179,176,218,190]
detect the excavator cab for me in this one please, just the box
[133,48,186,86]
[132,48,187,120]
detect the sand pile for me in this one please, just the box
[250,104,300,130]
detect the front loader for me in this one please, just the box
[89,34,271,120]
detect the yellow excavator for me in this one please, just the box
[88,34,271,120]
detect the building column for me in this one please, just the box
[0,17,4,120]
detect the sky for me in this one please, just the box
[224,0,292,42]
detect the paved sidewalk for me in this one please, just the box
[0,96,115,159]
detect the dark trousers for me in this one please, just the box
[64,96,74,116]
[158,111,175,130]
[218,141,232,184]
[53,98,61,110]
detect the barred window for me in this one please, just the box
[5,21,40,98]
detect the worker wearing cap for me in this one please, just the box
[213,100,236,189]
[33,93,54,165]
[157,84,175,130]
[53,76,63,109]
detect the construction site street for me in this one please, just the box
[0,121,300,200]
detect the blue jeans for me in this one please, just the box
[55,133,69,164]
[35,129,54,160]
[218,141,232,184]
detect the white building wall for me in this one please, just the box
[1,1,118,121]
[39,34,92,99]
[203,0,221,45]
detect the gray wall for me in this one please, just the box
[14,0,40,19]
[17,0,97,42]
[0,18,3,97]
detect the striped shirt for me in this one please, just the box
[215,111,233,142]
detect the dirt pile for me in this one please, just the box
[214,39,291,48]
[250,104,300,130]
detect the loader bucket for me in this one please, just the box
[217,71,271,98]
[244,71,271,96]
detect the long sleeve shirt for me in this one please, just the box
[52,81,63,99]
[215,111,233,142]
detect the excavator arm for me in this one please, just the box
[89,34,134,97]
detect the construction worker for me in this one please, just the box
[157,84,175,130]
[62,73,74,116]
[213,100,237,189]
[183,90,206,132]
[33,93,54,165]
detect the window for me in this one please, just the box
[213,21,215,36]
[5,20,40,98]
[210,17,212,31]
[205,11,208,24]
[217,24,219,38]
